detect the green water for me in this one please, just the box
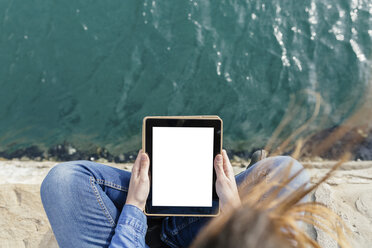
[0,0,371,155]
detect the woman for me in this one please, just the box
[40,149,348,247]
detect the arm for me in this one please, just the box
[109,150,150,248]
[109,204,147,248]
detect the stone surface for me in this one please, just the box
[304,161,372,248]
[0,159,371,247]
[0,160,130,248]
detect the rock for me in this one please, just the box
[97,158,109,163]
[232,155,242,162]
[67,146,76,155]
[0,160,371,247]
[20,156,30,161]
[312,156,324,162]
[119,154,125,161]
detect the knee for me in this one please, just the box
[266,156,310,184]
[263,156,310,202]
[40,161,91,205]
[272,156,304,171]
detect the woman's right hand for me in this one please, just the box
[214,149,241,213]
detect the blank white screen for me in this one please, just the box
[152,127,214,207]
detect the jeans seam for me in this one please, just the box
[95,178,128,192]
[135,231,139,247]
[160,217,202,248]
[160,232,179,248]
[89,176,116,227]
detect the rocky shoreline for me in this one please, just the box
[0,159,371,247]
[0,144,271,164]
[0,144,140,164]
[1,127,372,163]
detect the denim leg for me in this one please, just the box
[160,156,310,248]
[40,160,131,247]
[236,156,310,202]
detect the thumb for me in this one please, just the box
[214,154,225,178]
[139,152,150,178]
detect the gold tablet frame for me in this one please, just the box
[142,115,223,217]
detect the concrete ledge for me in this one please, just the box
[0,160,371,247]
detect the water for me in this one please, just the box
[0,0,371,155]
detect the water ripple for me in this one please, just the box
[350,39,367,62]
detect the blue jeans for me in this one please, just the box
[40,156,309,248]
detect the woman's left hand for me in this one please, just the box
[125,150,150,211]
[214,149,241,213]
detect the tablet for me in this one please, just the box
[142,116,222,216]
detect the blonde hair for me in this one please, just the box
[190,155,351,248]
[190,86,372,247]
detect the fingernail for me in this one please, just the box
[141,153,147,161]
[216,154,222,162]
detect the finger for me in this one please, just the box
[139,152,150,179]
[132,149,142,177]
[214,154,225,179]
[222,149,234,179]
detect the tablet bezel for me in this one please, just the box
[142,116,222,216]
